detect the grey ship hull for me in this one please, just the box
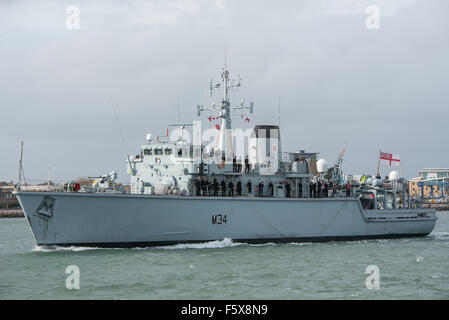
[15,192,436,247]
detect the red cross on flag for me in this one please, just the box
[380,152,400,166]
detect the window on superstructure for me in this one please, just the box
[144,148,152,156]
[177,148,183,157]
[165,148,172,155]
[437,172,448,178]
[155,148,163,155]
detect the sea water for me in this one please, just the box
[0,213,448,299]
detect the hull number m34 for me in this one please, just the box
[212,214,227,224]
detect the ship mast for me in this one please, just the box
[197,57,254,162]
[17,141,23,191]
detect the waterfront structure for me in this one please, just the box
[418,168,449,180]
[409,168,449,200]
[0,185,15,199]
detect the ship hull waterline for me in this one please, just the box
[14,192,437,248]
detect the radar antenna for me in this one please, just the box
[197,64,254,158]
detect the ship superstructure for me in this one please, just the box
[127,66,316,199]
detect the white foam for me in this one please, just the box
[33,245,102,252]
[288,242,315,246]
[431,232,449,241]
[153,238,243,250]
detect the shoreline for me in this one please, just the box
[0,209,24,218]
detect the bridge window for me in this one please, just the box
[177,148,183,157]
[144,148,152,155]
[164,148,172,155]
[155,148,163,155]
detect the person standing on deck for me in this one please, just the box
[324,181,328,198]
[221,179,226,196]
[229,180,235,197]
[236,180,242,196]
[268,181,274,197]
[247,179,252,194]
[244,156,250,173]
[286,182,291,198]
[258,181,264,197]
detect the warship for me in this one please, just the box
[14,65,436,248]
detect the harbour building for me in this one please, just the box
[409,168,449,200]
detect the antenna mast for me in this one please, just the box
[17,141,23,190]
[197,49,254,159]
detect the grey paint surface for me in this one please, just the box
[16,192,436,247]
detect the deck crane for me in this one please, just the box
[332,149,345,185]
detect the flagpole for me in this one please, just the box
[377,149,381,178]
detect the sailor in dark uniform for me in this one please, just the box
[258,181,264,197]
[244,156,250,173]
[229,180,234,197]
[268,181,274,197]
[247,179,252,194]
[324,181,329,198]
[221,179,226,196]
[194,178,201,196]
[213,178,219,196]
[206,178,211,196]
[286,182,291,198]
[236,180,242,196]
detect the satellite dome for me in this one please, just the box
[316,159,328,173]
[389,170,400,181]
[146,133,152,142]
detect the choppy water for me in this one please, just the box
[1,213,448,300]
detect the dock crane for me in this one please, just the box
[332,149,345,184]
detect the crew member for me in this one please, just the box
[202,177,208,196]
[247,179,252,194]
[221,179,226,196]
[268,181,274,197]
[236,180,242,196]
[346,182,351,197]
[195,178,201,196]
[317,180,322,198]
[258,181,264,197]
[244,156,250,173]
[286,182,291,198]
[229,180,235,197]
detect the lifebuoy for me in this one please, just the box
[217,161,226,169]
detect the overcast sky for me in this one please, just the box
[0,0,448,183]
